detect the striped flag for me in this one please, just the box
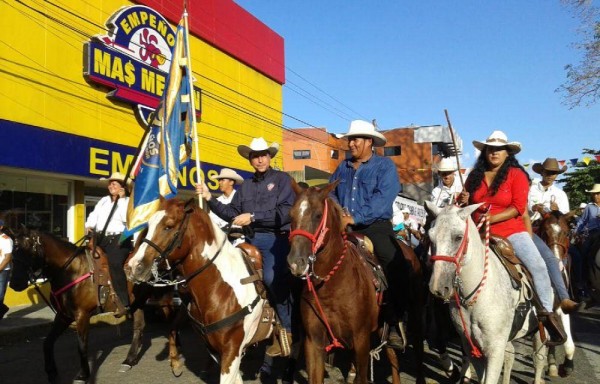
[124,15,195,238]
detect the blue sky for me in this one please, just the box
[235,0,599,169]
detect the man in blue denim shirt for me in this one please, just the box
[330,120,407,348]
[196,137,297,376]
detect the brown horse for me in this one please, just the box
[126,198,274,384]
[8,228,182,384]
[536,211,578,377]
[287,182,425,384]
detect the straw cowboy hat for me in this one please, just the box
[436,157,458,173]
[237,137,279,159]
[532,158,567,175]
[341,120,387,147]
[215,168,244,185]
[586,183,600,193]
[472,130,521,154]
[100,172,131,187]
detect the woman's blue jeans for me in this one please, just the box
[532,234,570,301]
[508,232,553,312]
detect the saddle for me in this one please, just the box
[84,238,126,315]
[347,232,388,294]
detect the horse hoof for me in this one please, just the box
[559,358,574,377]
[548,364,559,377]
[73,380,86,384]
[171,364,184,378]
[118,364,133,373]
[346,371,356,384]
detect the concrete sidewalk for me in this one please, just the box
[0,304,125,345]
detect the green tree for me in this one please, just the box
[558,148,600,208]
[558,1,600,107]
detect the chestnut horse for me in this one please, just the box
[536,211,577,377]
[287,182,425,384]
[8,228,182,384]
[127,198,273,384]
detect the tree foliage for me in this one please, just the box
[558,148,600,208]
[558,0,600,108]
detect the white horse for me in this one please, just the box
[426,202,547,384]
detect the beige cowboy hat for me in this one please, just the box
[341,120,387,147]
[532,158,567,175]
[237,137,279,159]
[215,168,244,185]
[436,157,458,173]
[585,183,600,193]
[472,130,521,154]
[100,172,131,186]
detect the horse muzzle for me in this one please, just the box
[288,257,310,277]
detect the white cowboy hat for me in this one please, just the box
[532,158,567,175]
[585,183,600,193]
[436,157,457,172]
[100,172,132,187]
[237,137,279,159]
[341,120,387,147]
[401,207,411,214]
[215,168,244,185]
[472,130,521,154]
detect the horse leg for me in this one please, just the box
[532,332,548,384]
[169,305,189,377]
[502,342,515,384]
[352,333,372,384]
[481,343,508,384]
[408,291,426,384]
[558,312,575,377]
[219,349,243,384]
[304,337,326,384]
[457,339,473,383]
[73,312,92,383]
[44,315,72,384]
[385,348,401,384]
[547,345,558,377]
[120,307,145,372]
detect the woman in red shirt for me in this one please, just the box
[459,131,565,344]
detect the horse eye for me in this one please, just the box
[163,226,172,231]
[455,235,463,242]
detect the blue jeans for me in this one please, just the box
[0,269,10,306]
[508,232,553,312]
[248,232,293,331]
[532,234,570,301]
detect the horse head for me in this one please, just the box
[537,211,570,261]
[425,201,482,301]
[9,226,44,292]
[287,180,342,277]
[127,198,215,283]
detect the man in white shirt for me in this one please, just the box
[0,219,13,320]
[430,157,462,208]
[529,158,570,222]
[209,168,243,228]
[85,172,132,317]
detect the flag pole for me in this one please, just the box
[183,6,203,209]
[444,109,464,188]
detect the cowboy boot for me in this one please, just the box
[537,311,567,347]
[560,298,586,314]
[265,329,292,357]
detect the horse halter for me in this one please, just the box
[289,198,330,256]
[142,203,194,263]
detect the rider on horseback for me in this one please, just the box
[527,157,584,313]
[458,131,566,345]
[85,172,133,318]
[329,120,410,349]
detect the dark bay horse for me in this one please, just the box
[127,198,273,384]
[536,211,577,377]
[8,228,182,384]
[287,182,425,384]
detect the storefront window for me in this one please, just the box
[0,174,70,239]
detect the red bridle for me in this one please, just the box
[289,198,330,255]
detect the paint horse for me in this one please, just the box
[127,198,274,384]
[8,228,182,384]
[287,181,425,384]
[426,202,547,384]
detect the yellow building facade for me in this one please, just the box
[0,0,285,305]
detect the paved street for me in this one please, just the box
[1,304,599,383]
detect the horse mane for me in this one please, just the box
[162,197,217,244]
[26,229,79,252]
[327,197,345,233]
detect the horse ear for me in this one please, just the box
[458,203,483,220]
[424,201,441,218]
[291,179,304,196]
[319,179,340,197]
